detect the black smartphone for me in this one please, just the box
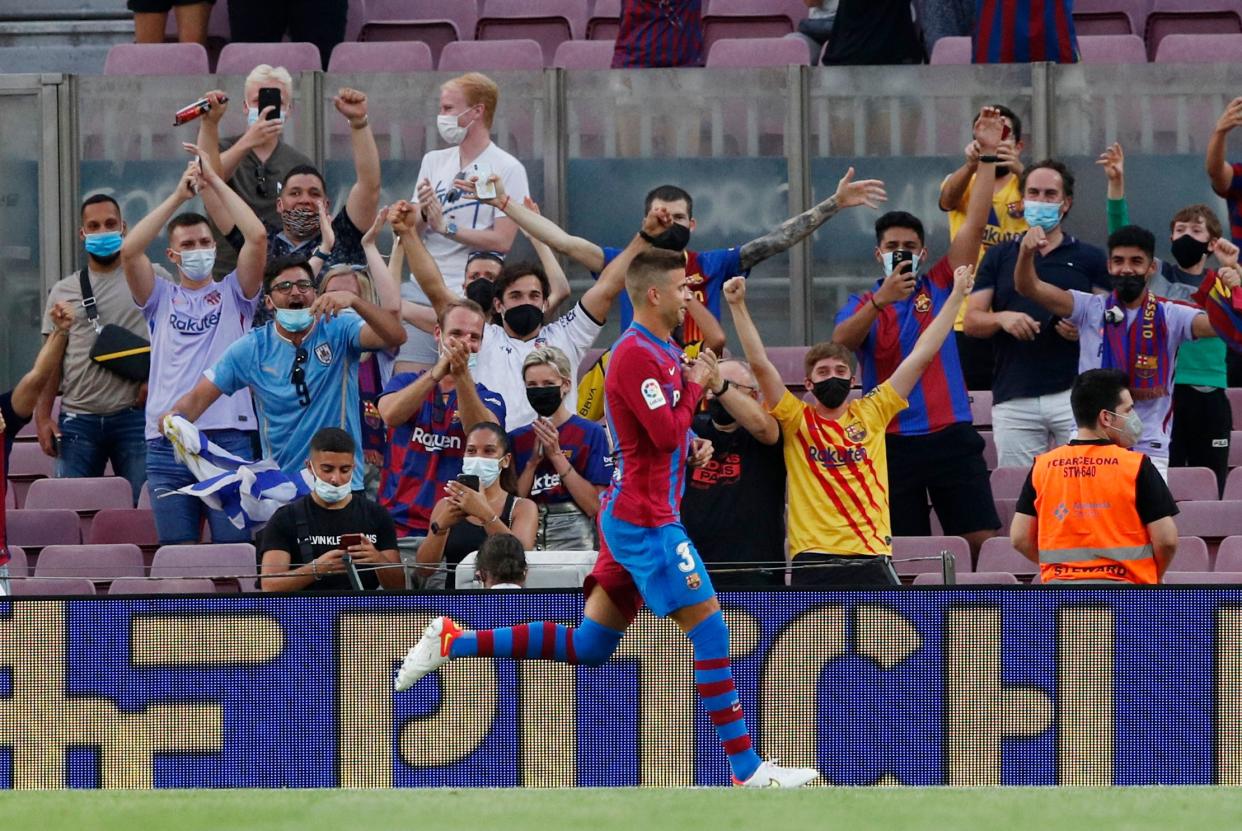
[456,473,480,491]
[890,249,914,277]
[258,86,282,121]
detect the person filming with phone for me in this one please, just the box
[415,422,537,590]
[259,427,402,592]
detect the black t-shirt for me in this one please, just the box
[821,0,923,65]
[0,391,31,481]
[973,236,1111,405]
[1015,440,1179,523]
[260,494,399,591]
[682,415,787,588]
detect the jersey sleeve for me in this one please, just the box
[696,247,746,284]
[226,268,262,307]
[833,292,875,352]
[548,301,604,356]
[336,309,367,356]
[857,382,908,429]
[499,155,531,205]
[476,382,507,425]
[510,425,535,473]
[591,246,624,281]
[1228,162,1242,201]
[769,389,808,432]
[204,334,254,395]
[257,504,297,556]
[1165,300,1204,347]
[139,274,169,316]
[1135,456,1178,524]
[1015,468,1037,516]
[927,256,954,290]
[368,500,400,552]
[579,422,613,485]
[612,346,703,453]
[1067,289,1096,329]
[380,371,420,398]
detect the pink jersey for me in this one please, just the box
[603,322,704,527]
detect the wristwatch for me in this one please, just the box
[978,154,1000,164]
[429,521,444,536]
[714,379,731,396]
[445,221,458,238]
[314,247,332,260]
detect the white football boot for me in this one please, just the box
[394,616,462,692]
[733,760,821,788]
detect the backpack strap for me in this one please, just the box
[78,268,102,333]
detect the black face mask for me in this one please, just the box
[526,385,563,418]
[647,222,691,251]
[706,398,735,426]
[465,278,495,311]
[1111,275,1146,304]
[503,303,543,337]
[812,377,851,410]
[1170,234,1210,270]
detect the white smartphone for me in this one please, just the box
[471,161,496,200]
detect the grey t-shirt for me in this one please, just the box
[41,264,168,415]
[212,137,314,276]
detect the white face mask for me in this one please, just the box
[437,112,470,145]
[178,247,216,281]
[311,472,352,504]
[247,107,286,128]
[461,455,502,487]
[881,251,921,277]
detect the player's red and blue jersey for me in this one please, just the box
[833,257,972,436]
[377,371,506,536]
[612,0,704,69]
[602,322,704,526]
[1223,163,1242,247]
[972,0,1079,64]
[599,246,746,344]
[511,414,613,505]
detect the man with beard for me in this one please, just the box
[1014,224,1225,481]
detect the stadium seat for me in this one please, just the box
[327,41,434,72]
[150,543,259,592]
[989,467,1028,501]
[24,476,134,539]
[1163,571,1242,584]
[6,546,27,578]
[1145,0,1242,60]
[15,396,57,441]
[1168,466,1221,501]
[1215,535,1242,570]
[981,431,998,470]
[1231,387,1242,429]
[1173,535,1211,572]
[7,577,97,596]
[455,549,597,589]
[476,0,584,66]
[4,487,13,510]
[708,0,807,25]
[890,536,971,576]
[216,42,323,75]
[438,38,544,71]
[976,536,1037,578]
[553,39,616,69]
[1154,32,1242,62]
[929,36,972,65]
[7,442,54,507]
[587,0,621,40]
[912,571,1020,585]
[1078,33,1150,63]
[705,37,809,67]
[702,0,799,53]
[107,576,217,595]
[5,509,81,550]
[1225,467,1242,500]
[103,42,209,75]
[1172,500,1242,544]
[87,508,160,552]
[1233,432,1242,467]
[33,543,145,583]
[767,346,809,386]
[358,0,478,68]
[137,482,153,509]
[968,390,992,427]
[1074,0,1149,35]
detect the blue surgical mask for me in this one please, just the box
[461,455,503,487]
[312,473,351,504]
[84,231,123,258]
[247,107,286,128]
[275,307,314,332]
[881,251,921,277]
[1023,199,1063,232]
[178,247,216,281]
[438,344,479,372]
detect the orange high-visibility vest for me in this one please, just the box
[1031,442,1158,584]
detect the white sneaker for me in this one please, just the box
[394,616,462,692]
[733,759,820,788]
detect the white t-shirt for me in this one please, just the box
[141,270,260,440]
[474,302,604,431]
[411,142,530,297]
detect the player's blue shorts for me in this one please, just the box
[598,504,716,618]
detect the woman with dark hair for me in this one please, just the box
[416,421,537,588]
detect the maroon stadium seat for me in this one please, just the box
[87,508,161,554]
[5,509,82,550]
[1214,535,1242,571]
[913,571,1020,585]
[216,42,323,75]
[4,487,13,510]
[554,40,616,69]
[438,39,544,71]
[1224,467,1242,500]
[587,0,621,40]
[703,0,803,52]
[981,431,998,470]
[107,576,217,595]
[6,546,27,578]
[8,442,54,507]
[8,577,97,596]
[150,543,259,592]
[359,0,476,68]
[1163,571,1242,584]
[328,41,434,72]
[891,535,972,576]
[1173,535,1211,572]
[705,37,809,67]
[1230,387,1242,429]
[1232,431,1242,467]
[33,543,145,583]
[1173,501,1242,548]
[766,346,810,387]
[989,467,1028,501]
[1078,33,1150,62]
[476,0,585,65]
[929,36,972,64]
[1168,467,1220,501]
[968,390,993,427]
[24,476,134,539]
[976,536,1038,578]
[104,43,210,75]
[1154,32,1242,61]
[1074,0,1149,35]
[1145,0,1242,60]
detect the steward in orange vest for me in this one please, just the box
[1010,369,1178,583]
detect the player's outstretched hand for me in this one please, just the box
[834,166,886,211]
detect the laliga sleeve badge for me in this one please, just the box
[641,378,667,410]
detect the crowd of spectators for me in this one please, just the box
[5,58,1242,594]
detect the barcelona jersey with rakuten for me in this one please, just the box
[603,322,704,526]
[834,257,972,436]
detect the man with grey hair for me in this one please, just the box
[682,356,786,588]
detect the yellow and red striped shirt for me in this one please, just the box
[770,383,907,558]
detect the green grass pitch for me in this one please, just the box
[7,787,1242,831]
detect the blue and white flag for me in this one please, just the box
[163,415,310,530]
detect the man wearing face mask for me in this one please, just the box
[397,72,530,374]
[121,147,266,544]
[167,256,406,492]
[259,428,403,592]
[1015,224,1222,481]
[681,356,785,589]
[35,194,154,504]
[964,158,1110,471]
[1011,369,1178,584]
[377,298,506,581]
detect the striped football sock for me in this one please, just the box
[689,611,762,782]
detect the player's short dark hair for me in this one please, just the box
[465,422,519,495]
[80,192,120,219]
[874,211,925,246]
[1020,159,1075,201]
[626,248,685,307]
[166,211,211,240]
[310,427,356,455]
[476,533,527,585]
[1071,369,1129,428]
[1107,225,1157,260]
[493,260,550,306]
[974,104,1023,142]
[282,164,326,191]
[644,185,694,219]
[264,255,315,287]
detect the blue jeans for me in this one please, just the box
[146,430,257,544]
[57,407,147,504]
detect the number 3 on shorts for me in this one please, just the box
[675,541,696,573]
